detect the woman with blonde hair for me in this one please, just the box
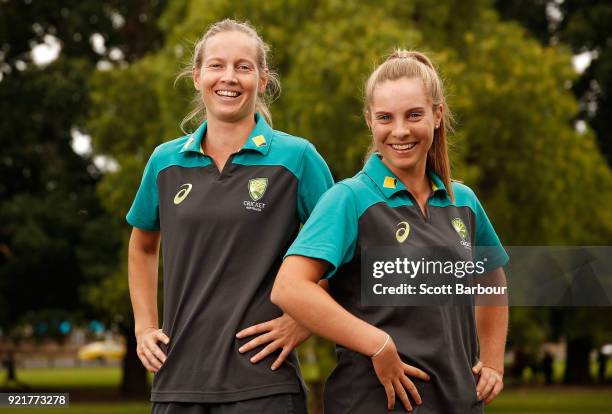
[272,50,508,413]
[127,18,333,413]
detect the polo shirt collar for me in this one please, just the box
[179,113,273,156]
[428,169,448,197]
[363,154,449,199]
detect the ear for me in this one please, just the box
[192,68,200,91]
[433,104,443,129]
[258,68,269,94]
[364,109,372,131]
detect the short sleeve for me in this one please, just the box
[472,195,509,272]
[286,183,358,278]
[126,150,160,231]
[297,142,334,223]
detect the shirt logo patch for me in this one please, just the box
[451,218,471,249]
[248,178,268,201]
[396,221,410,243]
[244,178,268,212]
[173,183,193,205]
[252,135,266,147]
[383,176,397,189]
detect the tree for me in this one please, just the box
[495,0,612,384]
[0,0,167,393]
[495,0,612,164]
[86,0,612,400]
[0,55,121,383]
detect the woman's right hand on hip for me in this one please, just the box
[135,327,169,373]
[371,335,430,412]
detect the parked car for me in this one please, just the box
[77,340,125,362]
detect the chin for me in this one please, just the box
[384,155,414,169]
[210,107,250,123]
[394,162,417,173]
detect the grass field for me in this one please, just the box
[1,367,611,413]
[1,367,124,389]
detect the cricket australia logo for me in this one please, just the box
[248,178,268,201]
[244,178,268,212]
[451,218,471,249]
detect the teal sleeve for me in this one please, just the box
[472,195,509,272]
[126,150,160,231]
[297,143,334,223]
[286,183,358,278]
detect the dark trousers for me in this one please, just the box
[152,393,307,414]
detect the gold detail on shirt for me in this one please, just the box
[383,176,397,189]
[252,135,266,147]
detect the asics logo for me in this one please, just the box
[173,184,192,205]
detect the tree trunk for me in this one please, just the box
[511,348,528,379]
[120,330,149,397]
[5,352,17,382]
[564,335,592,384]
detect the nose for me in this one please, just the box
[391,120,410,139]
[220,66,237,84]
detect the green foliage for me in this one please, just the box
[495,0,612,165]
[0,58,122,332]
[0,1,170,337]
[85,0,612,386]
[0,0,167,70]
[447,16,612,245]
[507,308,549,352]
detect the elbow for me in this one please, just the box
[271,275,290,310]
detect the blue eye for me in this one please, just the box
[409,112,423,119]
[377,114,391,121]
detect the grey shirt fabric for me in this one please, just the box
[324,203,483,414]
[286,155,509,414]
[127,115,334,403]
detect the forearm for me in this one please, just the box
[128,232,160,335]
[272,258,386,356]
[317,278,329,291]
[475,305,508,373]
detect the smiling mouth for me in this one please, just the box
[390,142,417,151]
[215,90,241,98]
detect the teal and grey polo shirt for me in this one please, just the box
[127,113,333,403]
[286,154,508,414]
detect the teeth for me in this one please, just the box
[216,90,239,97]
[391,143,417,150]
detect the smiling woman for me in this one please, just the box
[272,50,509,414]
[126,18,333,414]
[177,19,280,134]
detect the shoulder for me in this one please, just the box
[145,134,191,173]
[270,129,311,154]
[450,181,485,216]
[340,172,374,194]
[451,180,479,204]
[322,173,381,218]
[151,135,190,160]
[266,130,328,178]
[324,180,357,201]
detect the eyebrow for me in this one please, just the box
[373,107,426,114]
[204,56,256,64]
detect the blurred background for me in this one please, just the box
[1,0,611,413]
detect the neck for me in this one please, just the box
[204,114,256,154]
[385,159,431,200]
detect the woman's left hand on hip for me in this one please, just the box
[473,360,504,405]
[236,313,311,370]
